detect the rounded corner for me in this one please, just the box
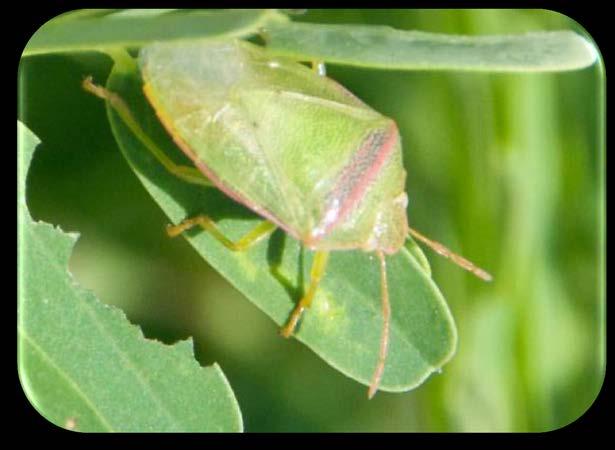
[539,9,604,72]
[540,364,606,433]
[19,9,87,61]
[17,363,81,432]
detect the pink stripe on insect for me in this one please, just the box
[310,121,399,243]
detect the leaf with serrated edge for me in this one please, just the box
[18,120,243,432]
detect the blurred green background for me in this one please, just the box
[19,9,604,432]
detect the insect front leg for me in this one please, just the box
[167,216,276,251]
[280,251,330,337]
[82,76,212,188]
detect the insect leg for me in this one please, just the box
[280,251,330,338]
[311,61,327,76]
[82,76,212,187]
[408,227,493,281]
[167,216,276,251]
[368,251,391,399]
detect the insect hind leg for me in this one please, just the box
[368,250,391,399]
[311,61,326,76]
[280,251,330,338]
[82,76,212,187]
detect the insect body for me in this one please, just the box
[139,41,409,255]
[84,39,491,398]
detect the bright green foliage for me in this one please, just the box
[263,22,597,72]
[18,121,243,432]
[23,9,596,72]
[23,9,287,56]
[104,57,457,393]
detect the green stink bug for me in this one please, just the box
[84,39,491,398]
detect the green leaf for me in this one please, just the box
[102,54,457,394]
[23,9,288,57]
[263,22,598,72]
[17,120,243,432]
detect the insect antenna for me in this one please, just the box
[368,250,391,399]
[408,227,492,282]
